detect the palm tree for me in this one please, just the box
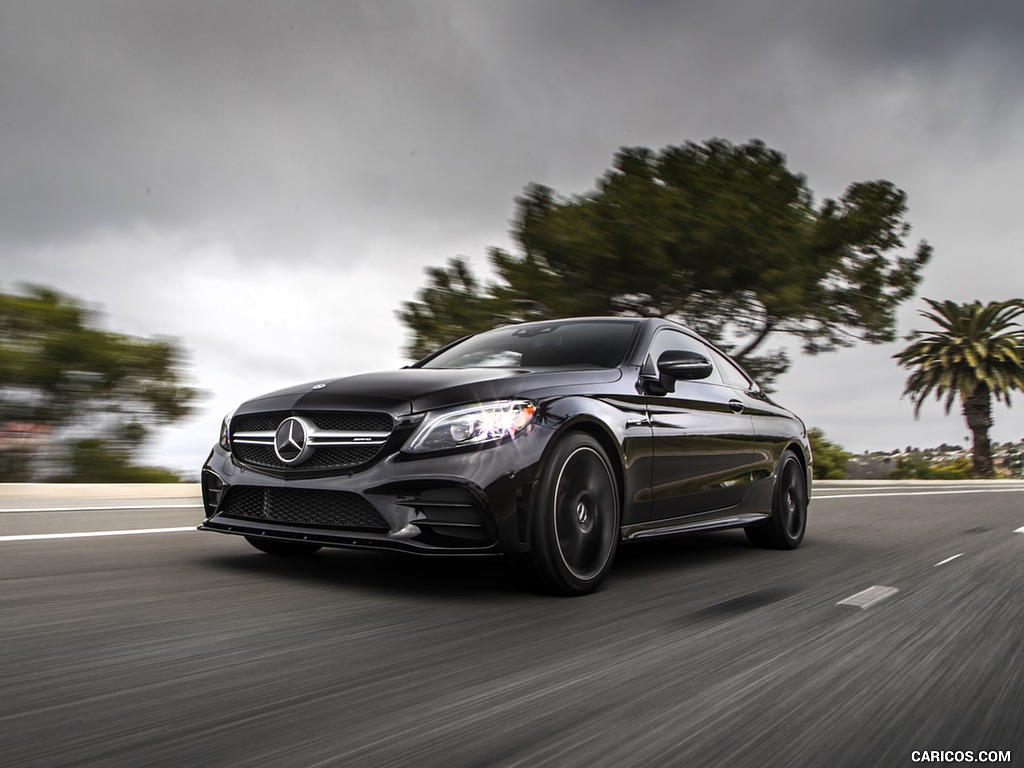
[894,299,1024,478]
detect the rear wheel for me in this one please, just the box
[529,433,620,595]
[746,449,807,549]
[245,536,322,557]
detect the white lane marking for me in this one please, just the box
[1015,526,1024,534]
[818,483,1010,492]
[0,503,203,513]
[815,488,1024,500]
[935,553,964,566]
[0,527,196,542]
[837,585,899,609]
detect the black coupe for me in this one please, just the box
[200,317,811,595]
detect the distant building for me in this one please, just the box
[843,439,1024,479]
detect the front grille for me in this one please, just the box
[219,487,389,531]
[230,411,394,473]
[232,412,393,434]
[232,443,383,470]
[310,413,393,432]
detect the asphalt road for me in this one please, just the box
[2,481,1023,768]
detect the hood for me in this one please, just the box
[235,366,623,417]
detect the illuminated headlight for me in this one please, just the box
[218,411,234,451]
[404,400,538,453]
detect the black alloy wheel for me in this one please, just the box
[529,433,620,595]
[746,448,807,549]
[245,536,323,556]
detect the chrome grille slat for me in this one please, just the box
[230,411,394,472]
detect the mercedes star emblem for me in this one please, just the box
[274,416,315,465]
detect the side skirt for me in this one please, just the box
[621,512,769,541]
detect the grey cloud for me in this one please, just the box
[7,0,1018,257]
[1,3,522,257]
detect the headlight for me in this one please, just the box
[403,400,537,454]
[219,411,234,451]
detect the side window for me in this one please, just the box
[646,330,723,384]
[706,346,753,391]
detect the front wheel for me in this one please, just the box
[529,433,620,596]
[245,536,322,557]
[746,449,807,549]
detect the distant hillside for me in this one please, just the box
[845,440,1023,480]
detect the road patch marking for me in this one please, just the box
[837,585,899,609]
[0,527,196,542]
[934,553,963,566]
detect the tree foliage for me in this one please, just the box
[0,284,200,481]
[894,298,1024,478]
[400,139,931,385]
[58,438,184,483]
[807,428,852,479]
[889,453,973,480]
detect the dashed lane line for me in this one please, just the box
[838,522,1022,609]
[837,585,899,609]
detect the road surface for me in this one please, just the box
[1,481,1022,767]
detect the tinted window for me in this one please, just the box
[707,346,753,390]
[420,320,639,369]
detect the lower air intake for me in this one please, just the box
[220,487,389,531]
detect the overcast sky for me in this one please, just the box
[3,1,1023,474]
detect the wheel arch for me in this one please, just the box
[558,418,626,515]
[525,421,624,594]
[527,417,627,545]
[785,440,812,500]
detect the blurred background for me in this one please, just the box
[2,1,1022,481]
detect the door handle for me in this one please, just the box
[728,399,745,413]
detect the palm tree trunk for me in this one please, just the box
[962,385,995,478]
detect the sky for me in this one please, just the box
[2,1,1023,475]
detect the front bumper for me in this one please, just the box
[198,427,553,556]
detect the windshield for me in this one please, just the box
[418,319,640,370]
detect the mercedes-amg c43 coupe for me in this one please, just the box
[200,317,811,595]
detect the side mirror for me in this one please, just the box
[657,350,714,381]
[639,350,713,395]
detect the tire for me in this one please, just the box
[529,433,620,596]
[746,449,807,549]
[245,536,322,557]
